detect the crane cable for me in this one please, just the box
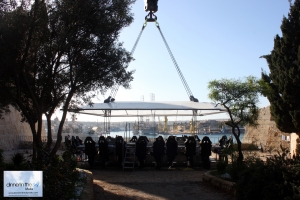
[109,18,197,102]
[103,20,148,134]
[109,20,148,100]
[154,20,194,99]
[154,19,198,134]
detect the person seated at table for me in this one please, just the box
[200,136,212,169]
[166,136,178,168]
[225,136,233,149]
[65,135,71,147]
[71,136,77,148]
[151,136,165,169]
[185,136,196,167]
[136,136,149,169]
[194,135,201,142]
[106,136,112,142]
[69,136,83,160]
[84,137,97,168]
[130,136,138,142]
[219,135,228,149]
[75,136,83,146]
[98,136,109,168]
[115,136,126,167]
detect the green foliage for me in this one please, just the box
[11,152,24,166]
[4,152,30,170]
[30,148,79,200]
[236,153,300,200]
[0,147,83,199]
[208,76,261,162]
[0,0,135,157]
[225,152,249,182]
[260,0,300,133]
[208,76,261,127]
[216,160,228,174]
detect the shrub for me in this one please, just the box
[30,148,79,200]
[0,147,81,199]
[236,153,300,200]
[12,152,25,166]
[216,160,228,174]
[225,152,247,181]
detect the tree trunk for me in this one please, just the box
[46,115,53,150]
[27,121,39,160]
[232,126,244,163]
[50,93,73,158]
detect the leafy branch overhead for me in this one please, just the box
[0,0,136,158]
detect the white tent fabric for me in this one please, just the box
[69,101,227,117]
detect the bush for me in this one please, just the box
[236,153,300,200]
[216,160,228,174]
[30,148,79,200]
[0,146,80,200]
[12,152,25,166]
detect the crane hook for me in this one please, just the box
[144,0,158,12]
[144,0,158,22]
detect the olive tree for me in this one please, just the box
[208,76,260,162]
[0,0,135,158]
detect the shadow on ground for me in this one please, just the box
[78,162,234,200]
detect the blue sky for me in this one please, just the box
[69,0,291,122]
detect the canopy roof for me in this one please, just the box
[68,101,227,117]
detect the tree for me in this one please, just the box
[208,76,260,162]
[261,0,300,136]
[0,0,16,13]
[0,0,135,159]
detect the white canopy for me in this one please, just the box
[68,101,227,117]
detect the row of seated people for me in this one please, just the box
[65,135,83,146]
[212,135,233,154]
[65,135,83,151]
[80,135,213,169]
[149,135,212,169]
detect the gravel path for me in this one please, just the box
[91,166,234,200]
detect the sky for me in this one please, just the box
[62,0,292,122]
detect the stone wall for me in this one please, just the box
[243,106,298,155]
[0,105,46,150]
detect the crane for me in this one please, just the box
[102,0,199,135]
[104,0,198,103]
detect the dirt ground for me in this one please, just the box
[78,162,234,200]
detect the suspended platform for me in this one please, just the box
[69,101,226,118]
